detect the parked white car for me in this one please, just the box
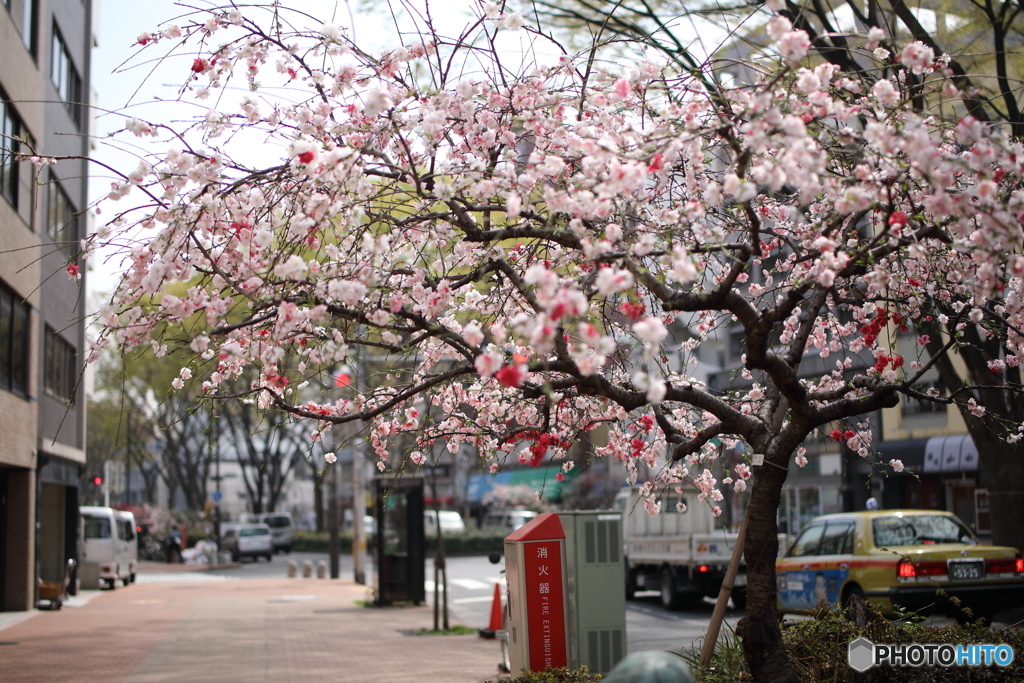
[482,510,538,532]
[425,510,466,536]
[81,506,135,589]
[222,524,274,562]
[256,512,295,554]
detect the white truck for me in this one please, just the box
[614,488,749,610]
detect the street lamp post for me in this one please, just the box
[352,439,366,585]
[329,450,340,579]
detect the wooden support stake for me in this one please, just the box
[699,512,748,669]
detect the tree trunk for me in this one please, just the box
[737,458,802,683]
[971,431,1024,552]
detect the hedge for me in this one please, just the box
[696,602,1024,683]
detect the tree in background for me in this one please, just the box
[219,375,308,514]
[76,2,1024,680]
[527,0,1024,555]
[90,347,213,511]
[84,388,157,505]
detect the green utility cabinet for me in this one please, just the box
[560,510,626,675]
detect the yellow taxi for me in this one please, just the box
[776,510,1024,622]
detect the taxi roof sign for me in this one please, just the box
[505,511,565,542]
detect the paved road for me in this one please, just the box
[141,552,740,655]
[141,550,1023,657]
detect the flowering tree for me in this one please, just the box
[531,0,1024,569]
[80,2,1024,680]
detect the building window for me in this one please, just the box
[903,381,947,416]
[44,325,76,402]
[1,97,21,210]
[51,26,82,127]
[48,174,77,250]
[3,0,36,53]
[0,280,30,397]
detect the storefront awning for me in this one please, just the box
[873,434,978,474]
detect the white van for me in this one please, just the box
[116,510,138,583]
[482,510,538,532]
[425,510,467,536]
[81,506,135,589]
[256,512,294,554]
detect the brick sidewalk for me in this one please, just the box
[0,578,505,683]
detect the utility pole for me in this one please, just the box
[329,456,340,579]
[352,441,366,585]
[125,412,132,506]
[213,408,222,557]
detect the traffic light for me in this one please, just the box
[92,476,103,486]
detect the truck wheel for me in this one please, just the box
[659,568,684,611]
[730,587,747,611]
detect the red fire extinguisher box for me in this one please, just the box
[504,512,569,675]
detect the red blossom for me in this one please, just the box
[830,429,843,441]
[495,364,526,388]
[266,374,289,390]
[555,472,565,482]
[619,300,646,320]
[191,58,208,74]
[888,211,908,227]
[65,264,80,280]
[297,150,315,164]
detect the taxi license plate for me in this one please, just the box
[949,561,983,581]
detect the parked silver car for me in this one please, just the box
[223,524,274,562]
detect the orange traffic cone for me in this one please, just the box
[478,583,503,639]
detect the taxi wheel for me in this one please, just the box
[955,609,992,626]
[843,585,869,626]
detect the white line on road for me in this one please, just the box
[452,596,497,604]
[425,578,492,592]
[135,573,238,584]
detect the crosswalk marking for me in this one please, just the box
[424,577,496,592]
[452,596,497,604]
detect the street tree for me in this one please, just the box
[528,0,1024,553]
[218,375,307,514]
[78,2,1024,680]
[95,347,215,511]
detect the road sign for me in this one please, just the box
[104,460,125,495]
[212,490,223,502]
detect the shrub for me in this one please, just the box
[487,667,600,683]
[292,530,356,553]
[428,529,507,555]
[689,602,1024,683]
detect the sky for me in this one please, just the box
[83,1,714,300]
[86,0,413,299]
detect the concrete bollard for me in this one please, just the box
[316,561,327,579]
[287,560,298,578]
[302,560,313,578]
